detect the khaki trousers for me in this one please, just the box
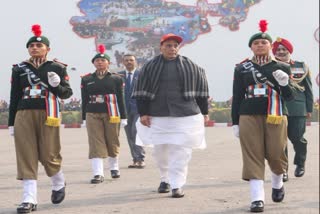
[239,115,288,180]
[86,113,120,159]
[14,110,62,180]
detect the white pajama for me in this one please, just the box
[136,113,206,189]
[153,144,192,189]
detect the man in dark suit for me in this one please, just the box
[118,54,146,168]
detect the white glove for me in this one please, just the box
[120,119,127,128]
[81,120,86,128]
[47,72,61,87]
[232,125,239,138]
[9,126,14,136]
[272,70,289,86]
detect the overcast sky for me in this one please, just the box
[0,0,319,101]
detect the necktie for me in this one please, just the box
[125,72,132,111]
[126,72,132,90]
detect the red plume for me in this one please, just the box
[259,20,268,33]
[31,24,42,37]
[98,44,106,54]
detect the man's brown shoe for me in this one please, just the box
[128,162,137,168]
[136,161,146,169]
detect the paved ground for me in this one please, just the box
[0,126,318,214]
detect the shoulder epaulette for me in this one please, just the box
[12,64,19,71]
[111,72,123,77]
[236,58,249,66]
[292,60,304,64]
[53,58,68,66]
[12,62,25,70]
[80,73,91,78]
[13,61,26,67]
[289,59,295,65]
[276,60,289,67]
[112,72,125,77]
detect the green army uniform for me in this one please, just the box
[285,61,313,169]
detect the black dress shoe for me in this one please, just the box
[172,188,185,198]
[250,200,264,212]
[90,175,104,184]
[51,186,66,204]
[272,186,285,202]
[283,172,289,182]
[17,202,37,213]
[158,182,170,193]
[294,166,305,177]
[110,170,120,178]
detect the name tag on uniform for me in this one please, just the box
[29,89,42,96]
[254,88,266,95]
[291,68,304,74]
[96,97,104,103]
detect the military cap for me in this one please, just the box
[92,44,110,63]
[248,20,272,47]
[26,24,50,48]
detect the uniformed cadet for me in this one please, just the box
[231,20,293,212]
[273,37,313,180]
[81,45,127,184]
[8,24,73,213]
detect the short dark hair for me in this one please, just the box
[123,54,136,59]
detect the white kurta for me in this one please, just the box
[136,113,206,149]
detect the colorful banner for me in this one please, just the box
[70,0,261,68]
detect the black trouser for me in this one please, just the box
[285,116,307,169]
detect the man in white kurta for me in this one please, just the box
[132,33,209,198]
